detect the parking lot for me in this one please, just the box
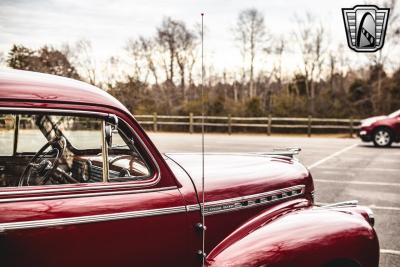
[148,132,400,267]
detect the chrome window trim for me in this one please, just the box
[112,116,161,186]
[0,205,187,231]
[101,120,109,182]
[186,185,305,215]
[0,107,109,117]
[0,106,162,195]
[0,186,177,203]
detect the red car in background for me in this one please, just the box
[0,70,379,267]
[359,109,400,147]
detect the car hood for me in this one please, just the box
[165,153,312,203]
[361,115,387,126]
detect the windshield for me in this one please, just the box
[388,109,400,118]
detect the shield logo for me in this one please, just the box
[342,5,390,52]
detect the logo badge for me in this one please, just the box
[342,5,390,52]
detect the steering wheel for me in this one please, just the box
[18,136,66,186]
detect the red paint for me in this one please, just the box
[0,70,379,267]
[359,110,400,146]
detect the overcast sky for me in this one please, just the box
[0,0,397,78]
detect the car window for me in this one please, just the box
[48,116,103,150]
[0,113,104,187]
[0,115,15,156]
[17,115,52,153]
[107,124,152,182]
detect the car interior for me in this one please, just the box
[0,113,152,187]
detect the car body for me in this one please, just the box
[359,110,400,147]
[0,70,379,267]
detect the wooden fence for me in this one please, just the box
[0,114,361,137]
[135,113,361,137]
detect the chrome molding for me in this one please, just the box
[0,185,306,230]
[187,185,305,215]
[0,183,168,197]
[0,206,187,231]
[101,120,109,183]
[0,107,108,117]
[0,186,177,204]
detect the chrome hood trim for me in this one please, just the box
[187,185,305,215]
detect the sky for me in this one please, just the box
[0,0,398,80]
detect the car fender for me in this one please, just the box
[206,200,379,267]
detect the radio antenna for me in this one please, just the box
[200,12,206,266]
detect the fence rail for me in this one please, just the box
[136,113,361,137]
[0,114,361,137]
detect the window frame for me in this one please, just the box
[106,120,154,182]
[0,107,160,194]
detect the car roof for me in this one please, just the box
[0,69,129,113]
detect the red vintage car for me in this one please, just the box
[0,70,379,267]
[359,110,400,147]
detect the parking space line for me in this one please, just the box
[314,179,400,187]
[317,202,400,212]
[381,249,400,256]
[316,166,400,172]
[369,205,400,211]
[308,143,358,170]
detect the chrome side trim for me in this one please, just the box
[0,183,165,197]
[186,185,305,215]
[0,206,187,231]
[0,186,177,203]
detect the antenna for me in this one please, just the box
[200,12,206,266]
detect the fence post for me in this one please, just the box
[267,114,272,136]
[189,113,194,134]
[307,115,312,137]
[153,112,158,132]
[349,117,354,138]
[228,114,232,135]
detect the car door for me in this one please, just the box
[0,111,199,267]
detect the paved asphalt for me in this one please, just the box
[147,132,400,267]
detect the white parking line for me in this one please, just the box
[316,166,400,172]
[314,179,400,187]
[308,143,358,170]
[381,249,400,256]
[369,205,400,211]
[317,202,400,212]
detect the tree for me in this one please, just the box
[126,39,148,82]
[367,0,400,112]
[234,8,266,98]
[157,17,196,98]
[294,13,326,115]
[70,40,97,85]
[271,37,286,90]
[7,44,80,79]
[139,37,159,85]
[157,17,181,83]
[175,24,196,93]
[7,45,35,70]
